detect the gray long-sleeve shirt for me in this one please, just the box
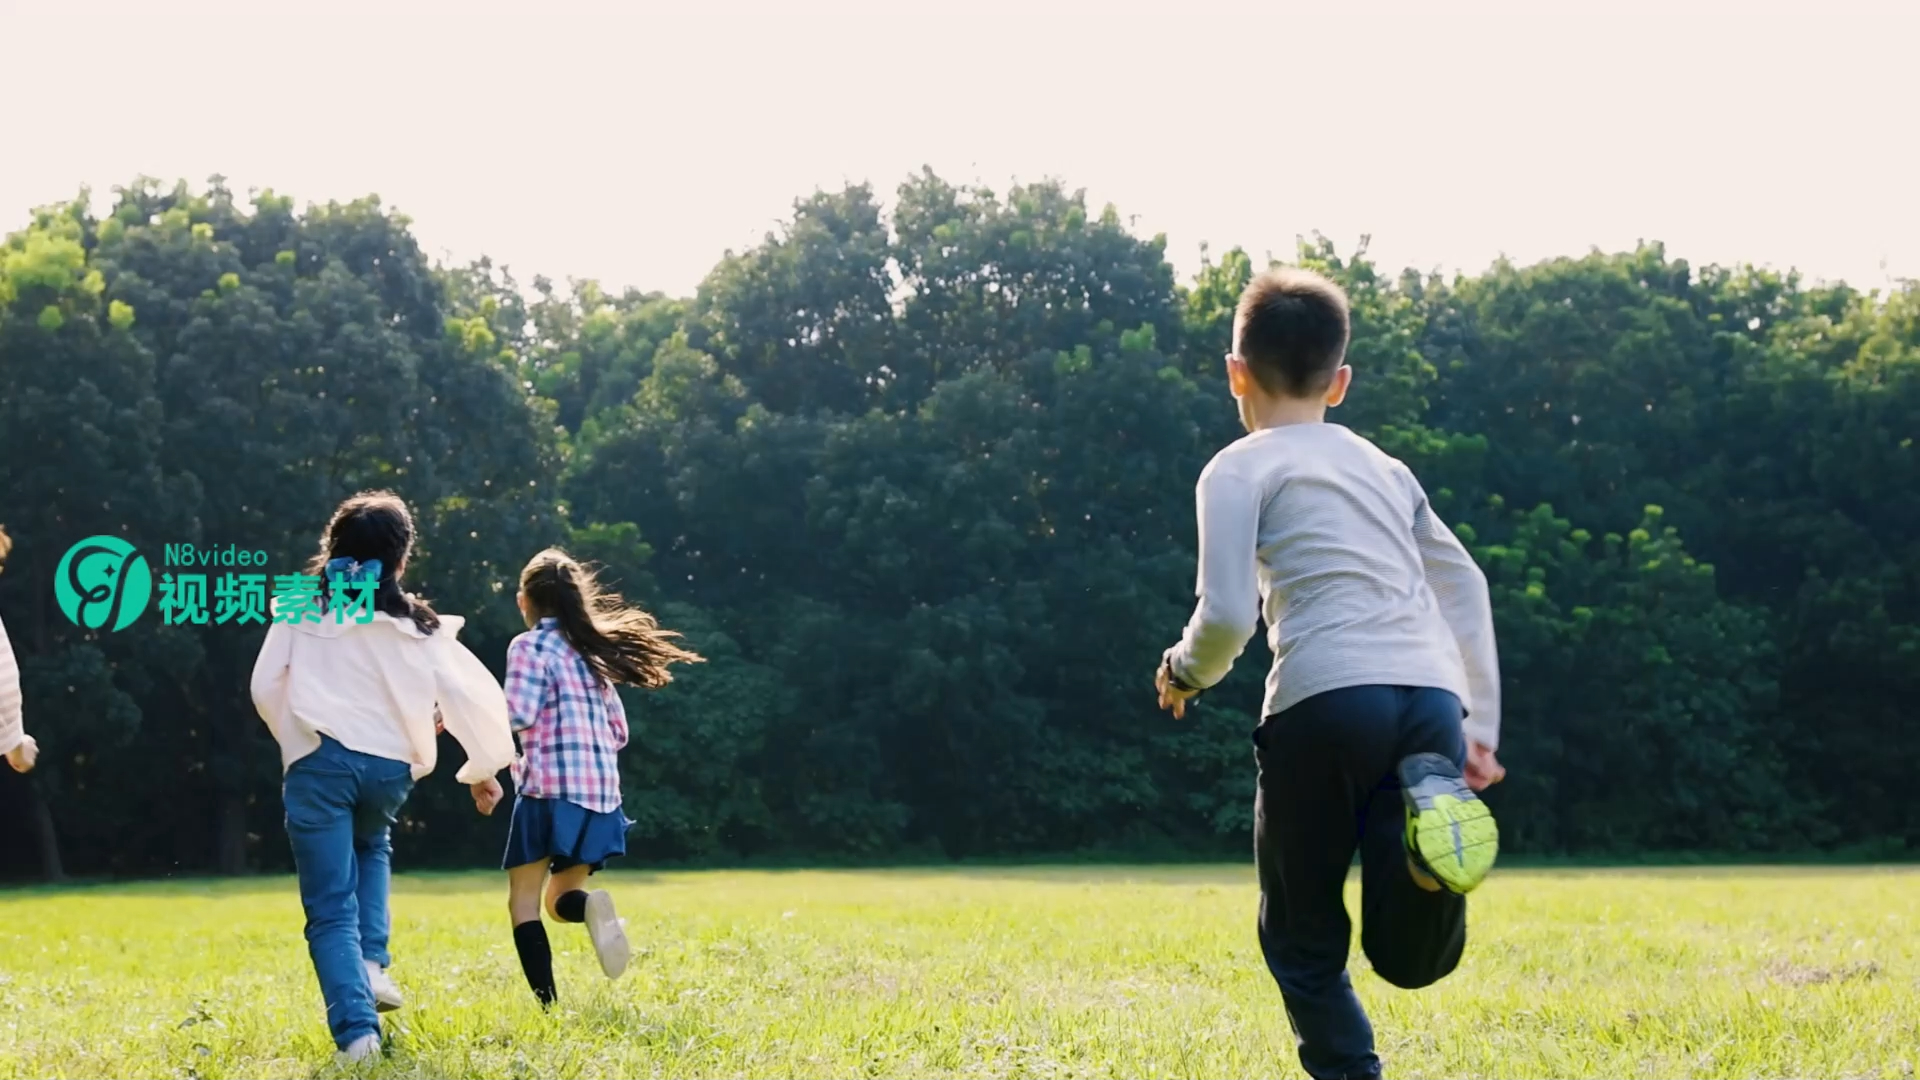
[1164,423,1502,750]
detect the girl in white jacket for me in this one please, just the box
[250,491,515,1063]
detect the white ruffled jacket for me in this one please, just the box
[249,603,516,784]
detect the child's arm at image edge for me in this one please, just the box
[0,614,24,758]
[1410,488,1502,751]
[1165,463,1263,692]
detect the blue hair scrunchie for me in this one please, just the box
[324,557,384,583]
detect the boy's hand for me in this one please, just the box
[1465,742,1505,791]
[1155,663,1197,719]
[470,776,503,815]
[4,734,36,773]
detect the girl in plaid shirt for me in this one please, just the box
[502,548,703,1006]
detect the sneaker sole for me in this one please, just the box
[1400,752,1498,894]
[336,1034,383,1065]
[584,889,630,979]
[368,969,403,1012]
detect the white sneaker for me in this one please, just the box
[583,889,630,979]
[365,960,403,1012]
[336,1033,381,1065]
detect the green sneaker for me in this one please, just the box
[1399,752,1498,894]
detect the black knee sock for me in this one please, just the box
[553,889,588,924]
[512,920,556,1006]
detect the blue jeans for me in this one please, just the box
[283,736,415,1049]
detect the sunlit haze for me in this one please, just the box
[2,0,1913,295]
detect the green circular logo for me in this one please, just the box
[53,535,152,632]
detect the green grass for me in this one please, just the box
[1,866,1915,1079]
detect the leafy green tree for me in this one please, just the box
[889,173,1184,409]
[1474,504,1792,852]
[0,195,190,878]
[5,169,1914,878]
[693,185,896,416]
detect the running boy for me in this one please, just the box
[1154,268,1505,1080]
[501,548,702,1007]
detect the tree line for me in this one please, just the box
[1,173,1914,879]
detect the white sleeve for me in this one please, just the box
[1165,462,1263,691]
[1408,479,1502,750]
[0,614,23,757]
[433,633,518,784]
[249,621,294,731]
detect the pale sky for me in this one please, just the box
[3,0,1913,297]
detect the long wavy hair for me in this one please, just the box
[518,548,702,688]
[304,491,439,635]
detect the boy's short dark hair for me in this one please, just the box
[1235,268,1351,397]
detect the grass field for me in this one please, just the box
[0,866,1915,1079]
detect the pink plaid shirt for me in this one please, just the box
[503,619,629,813]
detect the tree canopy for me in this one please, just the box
[1,174,1914,879]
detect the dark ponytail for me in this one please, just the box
[306,490,439,635]
[518,548,701,688]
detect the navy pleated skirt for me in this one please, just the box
[501,793,632,874]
